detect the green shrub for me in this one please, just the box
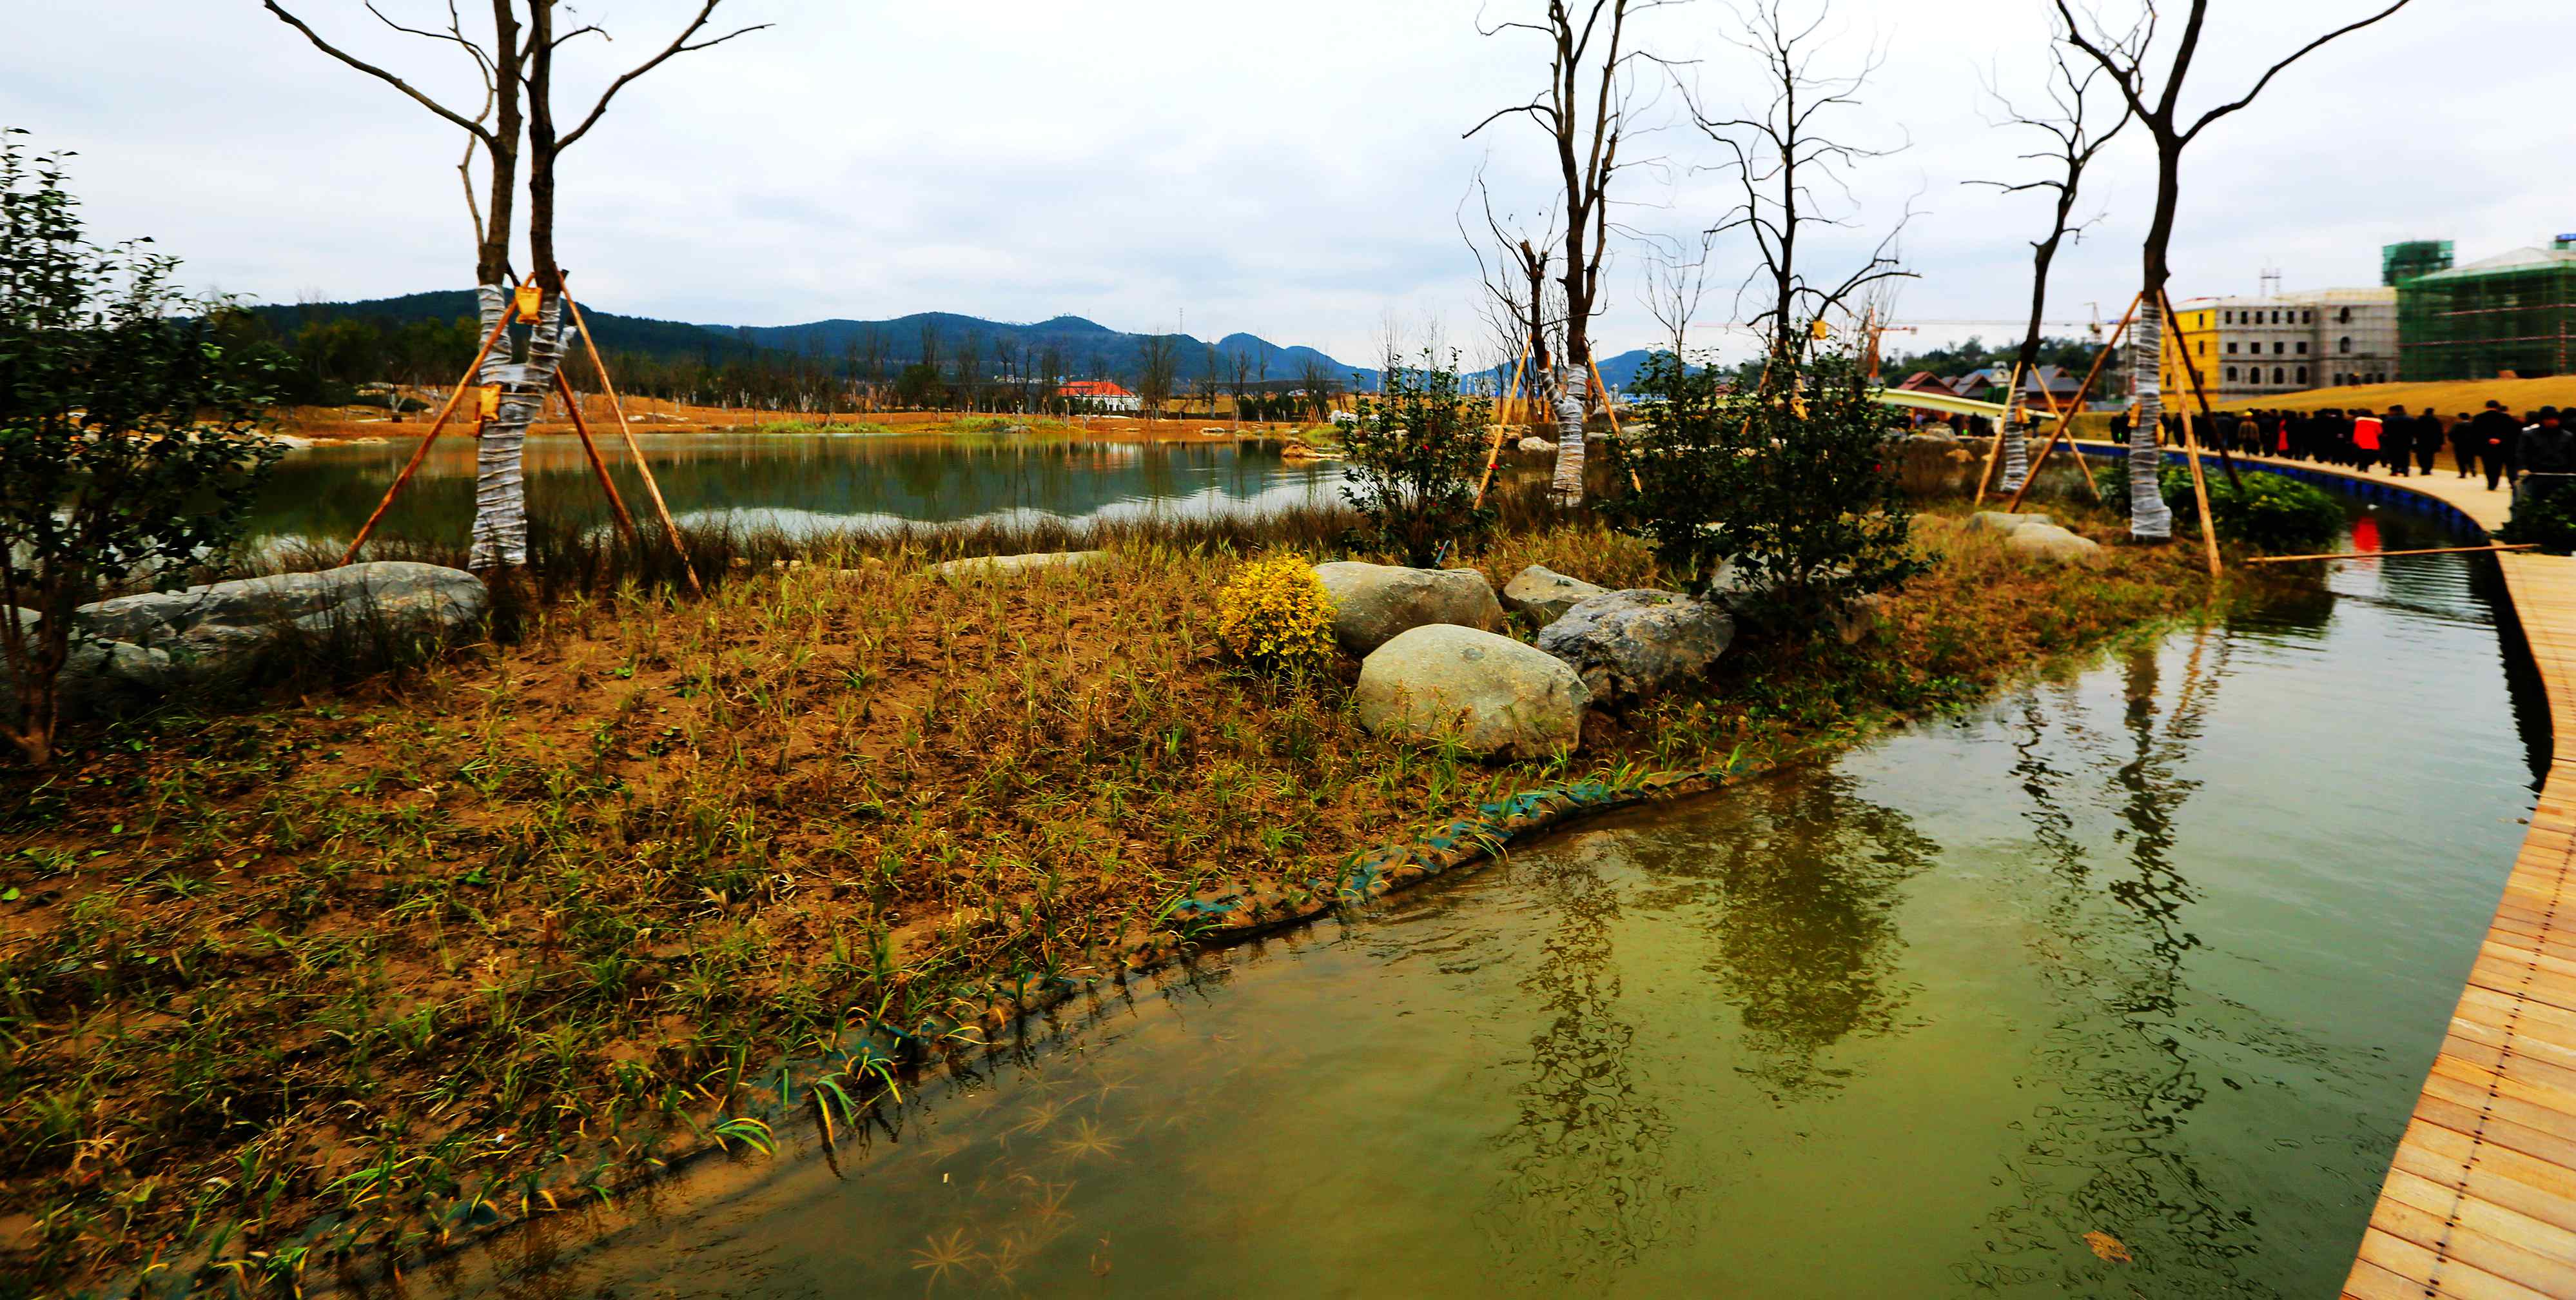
[1612,350,1924,615]
[2503,482,2576,555]
[1341,350,1493,566]
[2154,467,2343,552]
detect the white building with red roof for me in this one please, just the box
[1057,379,1140,412]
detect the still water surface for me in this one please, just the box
[425,504,2541,1299]
[250,435,1342,548]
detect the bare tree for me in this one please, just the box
[266,0,765,570]
[1641,225,1716,359]
[1459,167,1560,426]
[1296,354,1336,423]
[1970,43,2131,493]
[1136,335,1179,420]
[2056,0,2414,538]
[1467,0,1670,502]
[1227,348,1254,428]
[1683,0,1914,389]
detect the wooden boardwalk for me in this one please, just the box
[2345,554,2576,1300]
[2063,443,2576,1294]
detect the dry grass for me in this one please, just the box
[0,499,2223,1295]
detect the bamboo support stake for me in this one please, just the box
[340,308,517,565]
[2164,300,2225,578]
[1471,340,1534,509]
[552,369,640,546]
[1588,357,1646,494]
[2005,292,2142,514]
[561,288,703,596]
[2244,543,2537,564]
[2160,288,2245,491]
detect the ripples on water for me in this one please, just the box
[404,502,2542,1299]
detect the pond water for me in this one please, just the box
[249,435,1345,549]
[420,501,2544,1299]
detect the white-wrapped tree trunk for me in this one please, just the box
[2125,306,2174,540]
[1998,415,2031,495]
[468,285,569,570]
[1548,362,1586,504]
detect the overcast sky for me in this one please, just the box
[8,1,2569,366]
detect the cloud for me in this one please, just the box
[5,0,2566,368]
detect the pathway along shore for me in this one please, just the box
[2069,440,2576,1296]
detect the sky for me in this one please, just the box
[6,0,2570,369]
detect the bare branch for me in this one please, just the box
[263,0,494,143]
[556,1,772,152]
[2184,0,2413,141]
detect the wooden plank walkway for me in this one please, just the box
[2060,441,2576,1294]
[2351,555,2576,1299]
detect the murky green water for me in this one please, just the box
[248,435,1343,549]
[415,504,2543,1299]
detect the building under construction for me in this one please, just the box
[2395,237,2576,381]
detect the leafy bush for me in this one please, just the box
[2140,467,2342,552]
[1612,350,1924,616]
[2503,481,2576,555]
[1213,552,1338,676]
[1341,350,1493,566]
[0,131,284,765]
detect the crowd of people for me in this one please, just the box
[2110,402,2576,493]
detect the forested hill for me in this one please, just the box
[245,293,1378,389]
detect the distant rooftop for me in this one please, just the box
[2415,244,2576,281]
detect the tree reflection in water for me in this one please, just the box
[1636,771,1943,1099]
[1476,838,1691,1279]
[1963,632,2336,1295]
[1478,773,1942,1281]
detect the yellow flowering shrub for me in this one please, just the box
[1214,553,1338,676]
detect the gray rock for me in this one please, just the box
[78,562,485,662]
[1517,435,1554,453]
[1536,589,1734,703]
[1828,593,1889,645]
[1311,562,1504,656]
[2003,523,2105,566]
[1965,510,2053,535]
[1353,624,1588,757]
[1501,565,1608,624]
[930,551,1106,580]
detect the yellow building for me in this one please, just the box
[2159,300,2223,403]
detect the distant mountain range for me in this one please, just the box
[246,292,1384,391]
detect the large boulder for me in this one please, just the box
[929,550,1105,580]
[1500,565,1607,625]
[79,562,485,662]
[2004,524,2105,566]
[1517,435,1554,453]
[4,564,482,699]
[1353,625,1588,757]
[1964,510,2053,535]
[1536,589,1734,703]
[1311,562,1504,656]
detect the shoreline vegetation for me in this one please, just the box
[0,469,2250,1297]
[271,403,1354,451]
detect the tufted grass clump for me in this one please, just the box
[1214,552,1338,677]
